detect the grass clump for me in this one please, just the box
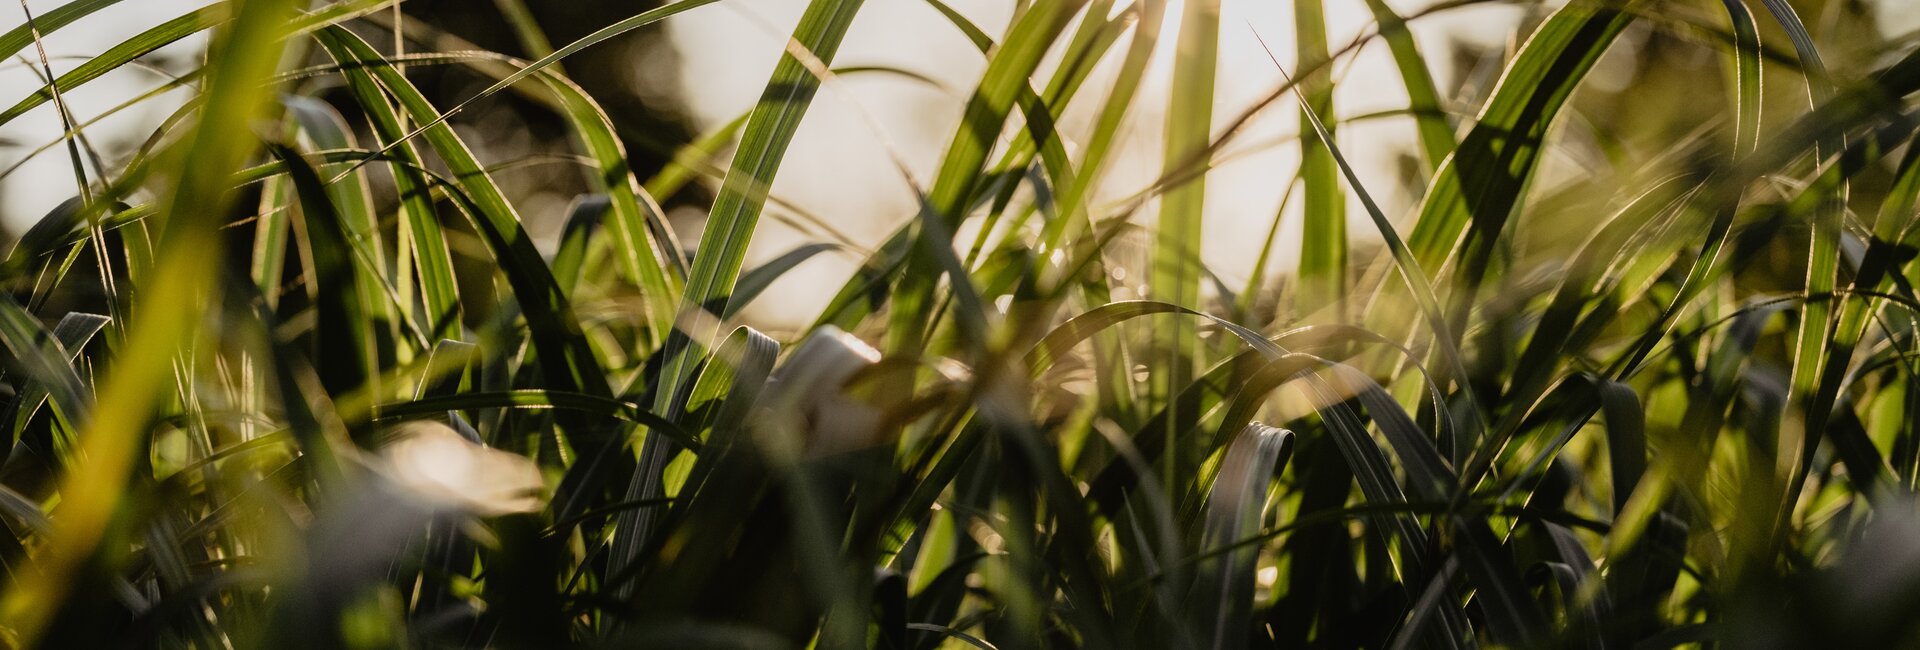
[2,0,1920,647]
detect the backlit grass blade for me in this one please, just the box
[620,0,869,597]
[535,72,684,348]
[285,96,403,360]
[1293,0,1346,314]
[1361,0,1453,172]
[270,145,372,399]
[1392,2,1639,321]
[351,0,723,169]
[1283,46,1489,473]
[885,0,1093,354]
[725,243,843,319]
[552,194,610,296]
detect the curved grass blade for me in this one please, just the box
[552,194,610,296]
[1391,1,1639,322]
[313,35,459,342]
[5,311,107,461]
[1185,423,1292,650]
[269,145,372,399]
[725,242,844,319]
[312,27,609,403]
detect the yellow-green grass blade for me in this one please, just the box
[1361,0,1453,172]
[1150,0,1218,496]
[1293,0,1345,315]
[1389,1,1640,327]
[534,72,683,349]
[0,0,302,643]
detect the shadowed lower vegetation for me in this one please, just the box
[2,0,1920,647]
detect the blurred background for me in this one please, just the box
[1,0,1914,330]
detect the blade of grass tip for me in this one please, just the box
[6,312,108,461]
[617,0,868,601]
[1360,0,1453,173]
[1186,423,1291,650]
[1293,0,1346,316]
[1252,29,1489,481]
[724,243,844,319]
[0,0,302,644]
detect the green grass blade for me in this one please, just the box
[269,145,373,399]
[1361,0,1453,172]
[1393,2,1638,317]
[885,0,1091,354]
[6,311,108,457]
[0,0,123,62]
[315,35,460,342]
[312,26,609,402]
[1294,0,1345,313]
[620,0,869,597]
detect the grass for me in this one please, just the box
[2,0,1920,647]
